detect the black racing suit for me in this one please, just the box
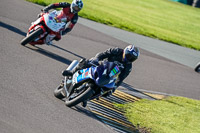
[42,2,78,39]
[73,47,132,89]
[63,47,132,97]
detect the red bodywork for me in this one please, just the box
[27,12,61,45]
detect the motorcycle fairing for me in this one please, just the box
[103,80,116,88]
[104,65,120,88]
[65,68,91,97]
[31,17,42,26]
[67,61,121,98]
[109,65,120,77]
[44,10,66,32]
[92,62,120,88]
[72,68,92,84]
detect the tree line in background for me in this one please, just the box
[172,0,200,7]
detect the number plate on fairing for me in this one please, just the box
[72,68,91,84]
[44,11,66,32]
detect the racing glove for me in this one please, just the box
[46,41,53,46]
[42,8,49,13]
[90,58,99,66]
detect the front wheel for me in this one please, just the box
[20,28,43,46]
[65,86,94,107]
[54,84,65,99]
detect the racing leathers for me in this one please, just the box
[62,47,132,95]
[42,2,78,41]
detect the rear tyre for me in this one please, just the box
[20,28,43,46]
[65,86,94,107]
[54,84,65,99]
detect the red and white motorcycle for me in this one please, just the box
[21,10,67,46]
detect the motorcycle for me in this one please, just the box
[54,59,123,107]
[21,10,67,46]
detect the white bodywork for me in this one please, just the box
[43,10,66,32]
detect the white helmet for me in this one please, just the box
[70,0,83,14]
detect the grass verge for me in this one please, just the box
[26,0,200,50]
[115,96,200,133]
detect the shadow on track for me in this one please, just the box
[52,44,85,59]
[25,45,72,65]
[73,106,100,120]
[0,21,85,62]
[70,105,141,133]
[121,82,158,100]
[0,21,26,36]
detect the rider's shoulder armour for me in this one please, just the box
[58,2,70,7]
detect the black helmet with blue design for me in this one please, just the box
[123,45,140,62]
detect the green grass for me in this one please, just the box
[26,0,200,50]
[115,96,200,133]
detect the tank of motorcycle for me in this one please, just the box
[71,67,114,88]
[72,62,120,88]
[91,62,120,88]
[43,10,66,32]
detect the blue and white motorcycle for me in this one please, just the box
[54,59,123,107]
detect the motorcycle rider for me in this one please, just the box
[62,44,140,107]
[40,0,83,45]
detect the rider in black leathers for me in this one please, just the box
[63,45,140,98]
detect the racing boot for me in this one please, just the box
[81,100,87,108]
[46,41,53,46]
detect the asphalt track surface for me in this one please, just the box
[0,0,200,133]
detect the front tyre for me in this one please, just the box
[54,84,65,99]
[20,28,43,46]
[65,87,94,107]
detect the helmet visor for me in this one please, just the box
[126,53,137,62]
[73,6,81,13]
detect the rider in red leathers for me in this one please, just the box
[39,0,83,45]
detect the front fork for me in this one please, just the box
[63,76,69,97]
[28,17,48,41]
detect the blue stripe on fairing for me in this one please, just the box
[76,68,90,83]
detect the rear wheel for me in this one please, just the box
[65,85,94,107]
[20,28,43,46]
